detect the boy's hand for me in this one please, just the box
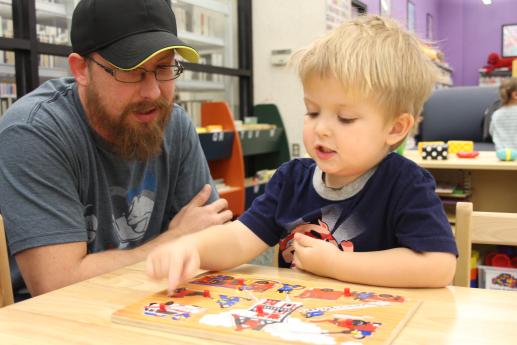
[292,233,339,276]
[146,237,200,294]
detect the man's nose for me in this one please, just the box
[139,71,161,99]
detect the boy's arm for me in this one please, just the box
[293,234,456,288]
[147,220,269,292]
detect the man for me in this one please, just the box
[0,0,232,297]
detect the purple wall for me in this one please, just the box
[361,0,440,40]
[461,0,517,85]
[362,0,517,86]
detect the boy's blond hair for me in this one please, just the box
[291,15,439,120]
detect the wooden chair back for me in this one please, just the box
[454,202,517,287]
[0,215,14,306]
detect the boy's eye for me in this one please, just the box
[305,112,319,117]
[338,117,356,124]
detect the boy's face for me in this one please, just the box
[302,74,406,188]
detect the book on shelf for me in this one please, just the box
[435,182,469,199]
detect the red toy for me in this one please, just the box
[456,151,479,158]
[483,52,517,74]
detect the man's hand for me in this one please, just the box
[292,233,339,276]
[167,184,233,237]
[146,237,200,294]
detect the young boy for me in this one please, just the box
[147,15,457,290]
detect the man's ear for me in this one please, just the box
[68,53,89,86]
[386,113,414,146]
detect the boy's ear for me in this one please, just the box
[68,53,90,86]
[386,113,414,146]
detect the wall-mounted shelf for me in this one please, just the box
[178,31,225,49]
[240,127,284,156]
[198,130,234,161]
[172,0,231,15]
[243,104,290,207]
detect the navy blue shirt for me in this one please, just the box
[239,153,457,268]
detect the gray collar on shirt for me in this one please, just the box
[312,165,376,201]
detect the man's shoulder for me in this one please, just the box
[0,78,77,131]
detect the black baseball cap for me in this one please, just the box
[71,0,199,70]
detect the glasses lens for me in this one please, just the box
[155,66,175,81]
[156,65,183,81]
[115,69,144,83]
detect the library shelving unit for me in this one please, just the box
[201,101,245,216]
[242,103,290,208]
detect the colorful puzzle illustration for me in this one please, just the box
[112,271,420,345]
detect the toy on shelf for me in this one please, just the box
[496,148,517,161]
[456,151,479,159]
[417,141,444,153]
[470,250,480,288]
[447,140,474,154]
[484,246,517,268]
[421,144,448,160]
[483,52,517,74]
[478,247,517,291]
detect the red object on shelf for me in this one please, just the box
[511,256,517,268]
[491,253,512,267]
[485,251,512,267]
[456,151,479,158]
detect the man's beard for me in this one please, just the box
[85,84,172,161]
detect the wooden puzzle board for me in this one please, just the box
[112,271,421,345]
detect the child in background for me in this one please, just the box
[147,15,457,291]
[489,78,517,150]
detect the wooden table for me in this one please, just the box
[0,263,516,344]
[404,150,517,213]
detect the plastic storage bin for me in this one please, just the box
[478,265,517,291]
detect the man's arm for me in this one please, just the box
[293,234,456,288]
[147,220,269,293]
[16,184,232,296]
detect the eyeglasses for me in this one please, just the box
[88,57,184,83]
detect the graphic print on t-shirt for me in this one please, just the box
[111,169,157,247]
[278,204,364,266]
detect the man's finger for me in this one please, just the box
[218,209,233,224]
[187,184,212,207]
[204,198,229,213]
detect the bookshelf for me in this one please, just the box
[173,0,241,121]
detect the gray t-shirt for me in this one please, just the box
[0,77,216,266]
[489,104,517,151]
